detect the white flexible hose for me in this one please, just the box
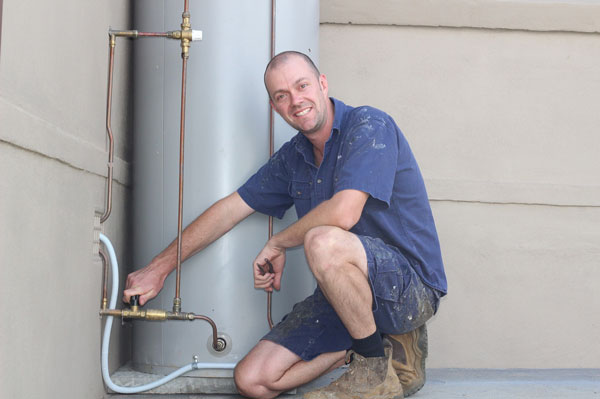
[99,233,236,394]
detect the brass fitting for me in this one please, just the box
[173,297,182,314]
[165,29,191,59]
[108,30,139,48]
[167,30,182,39]
[99,308,196,321]
[108,29,139,39]
[167,30,194,41]
[180,11,192,59]
[141,309,168,321]
[165,11,202,59]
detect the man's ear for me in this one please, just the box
[319,74,329,94]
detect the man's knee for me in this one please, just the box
[234,362,269,398]
[304,226,346,277]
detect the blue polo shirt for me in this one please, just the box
[238,98,447,295]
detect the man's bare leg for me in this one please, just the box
[235,226,396,398]
[301,226,403,399]
[234,340,345,398]
[304,226,376,339]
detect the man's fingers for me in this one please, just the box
[123,288,135,304]
[123,287,154,306]
[138,291,154,306]
[254,258,278,292]
[123,286,144,303]
[255,274,273,285]
[254,273,274,288]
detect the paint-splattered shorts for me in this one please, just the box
[261,235,440,361]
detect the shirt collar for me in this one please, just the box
[330,97,346,134]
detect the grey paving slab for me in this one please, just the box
[106,368,600,399]
[421,369,600,399]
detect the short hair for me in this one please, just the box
[264,51,320,95]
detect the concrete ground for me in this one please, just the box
[107,368,600,398]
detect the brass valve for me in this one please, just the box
[99,295,195,321]
[181,11,191,59]
[166,11,202,59]
[99,307,197,321]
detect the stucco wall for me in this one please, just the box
[0,1,133,398]
[320,0,600,368]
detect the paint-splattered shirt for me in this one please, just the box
[238,97,447,295]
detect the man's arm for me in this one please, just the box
[253,189,368,291]
[124,191,255,305]
[275,188,368,247]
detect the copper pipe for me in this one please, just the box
[138,32,169,38]
[173,25,190,315]
[102,27,192,226]
[100,30,166,222]
[109,29,138,39]
[101,35,116,224]
[99,248,109,310]
[109,29,174,39]
[266,0,277,330]
[194,315,220,350]
[98,307,223,351]
[268,1,276,232]
[106,8,196,307]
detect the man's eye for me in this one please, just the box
[300,83,308,89]
[276,94,286,101]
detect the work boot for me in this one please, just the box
[386,324,428,397]
[303,342,403,399]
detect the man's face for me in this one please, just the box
[265,57,329,135]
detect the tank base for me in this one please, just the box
[109,363,239,394]
[108,363,346,396]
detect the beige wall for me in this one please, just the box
[0,1,132,398]
[320,0,600,368]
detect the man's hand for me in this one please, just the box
[123,263,168,306]
[253,241,286,292]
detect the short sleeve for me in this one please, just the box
[334,114,398,206]
[237,149,294,219]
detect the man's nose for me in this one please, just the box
[289,90,302,106]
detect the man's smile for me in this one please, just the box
[294,107,312,117]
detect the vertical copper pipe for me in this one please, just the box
[99,248,109,310]
[173,0,194,314]
[101,35,116,224]
[174,54,188,313]
[266,0,277,330]
[174,0,190,313]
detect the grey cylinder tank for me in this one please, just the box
[131,0,320,376]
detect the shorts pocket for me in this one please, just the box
[373,269,403,302]
[369,244,409,302]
